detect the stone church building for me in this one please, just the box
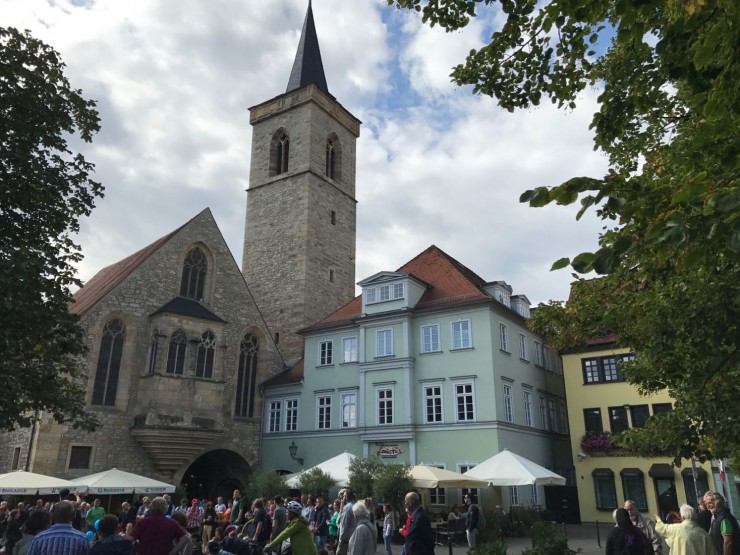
[0,2,360,496]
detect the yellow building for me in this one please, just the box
[563,339,717,523]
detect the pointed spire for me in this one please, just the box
[286,0,329,94]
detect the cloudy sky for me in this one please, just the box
[6,0,609,305]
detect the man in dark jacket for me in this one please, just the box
[403,492,434,555]
[710,493,740,555]
[463,494,480,550]
[91,515,135,554]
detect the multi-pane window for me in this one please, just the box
[429,465,446,505]
[285,399,298,431]
[621,469,648,510]
[548,399,557,432]
[459,464,479,503]
[543,346,551,369]
[268,401,282,433]
[523,390,533,427]
[609,406,629,433]
[630,405,650,428]
[342,337,358,363]
[519,334,529,361]
[317,395,332,430]
[500,324,509,352]
[365,283,404,304]
[341,392,357,428]
[166,329,187,375]
[92,319,125,406]
[584,408,603,433]
[451,320,472,349]
[455,383,475,422]
[377,330,393,357]
[682,469,709,507]
[180,247,207,300]
[377,388,393,425]
[235,334,259,418]
[319,340,333,365]
[534,341,543,366]
[195,331,216,379]
[503,383,514,423]
[424,385,443,423]
[510,486,520,506]
[539,396,548,429]
[593,469,618,509]
[393,283,404,298]
[421,324,440,353]
[582,354,634,384]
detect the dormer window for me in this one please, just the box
[485,281,512,308]
[366,282,404,305]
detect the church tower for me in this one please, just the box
[242,1,361,363]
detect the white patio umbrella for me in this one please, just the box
[0,470,80,495]
[462,450,566,486]
[285,452,357,488]
[409,465,489,489]
[70,468,175,495]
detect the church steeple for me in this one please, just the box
[286,0,328,94]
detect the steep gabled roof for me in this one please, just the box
[286,1,328,94]
[261,358,304,388]
[303,245,493,332]
[69,211,205,316]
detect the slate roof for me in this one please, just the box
[286,0,329,94]
[150,296,227,323]
[302,245,494,332]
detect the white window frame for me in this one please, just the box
[543,346,551,369]
[393,283,404,299]
[421,324,440,353]
[534,341,543,366]
[376,387,394,425]
[500,323,509,352]
[424,384,444,424]
[316,395,332,430]
[341,392,357,429]
[519,333,529,361]
[458,463,479,503]
[510,485,520,506]
[267,400,282,433]
[366,283,404,305]
[523,390,533,427]
[318,340,333,366]
[503,383,514,423]
[376,329,393,357]
[365,288,376,304]
[342,336,358,363]
[451,320,472,350]
[428,464,447,505]
[454,381,475,422]
[539,396,548,429]
[285,398,298,432]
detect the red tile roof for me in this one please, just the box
[69,225,185,316]
[303,245,493,331]
[261,358,304,387]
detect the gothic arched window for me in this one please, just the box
[92,319,125,406]
[166,329,187,375]
[180,247,207,300]
[276,133,289,175]
[146,333,159,374]
[195,330,216,379]
[326,139,336,178]
[235,334,259,418]
[325,134,341,181]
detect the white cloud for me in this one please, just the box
[5,0,609,305]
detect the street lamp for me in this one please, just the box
[289,441,304,466]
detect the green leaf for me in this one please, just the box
[571,252,594,273]
[708,191,740,213]
[550,257,571,271]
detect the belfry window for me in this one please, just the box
[276,133,289,175]
[195,331,216,379]
[92,319,125,406]
[180,247,206,300]
[166,330,187,375]
[326,139,336,178]
[235,334,259,418]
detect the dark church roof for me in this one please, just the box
[286,0,328,94]
[150,296,227,323]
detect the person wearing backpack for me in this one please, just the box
[251,499,272,547]
[463,494,482,550]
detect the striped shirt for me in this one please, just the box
[27,523,89,555]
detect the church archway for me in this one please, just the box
[180,449,252,501]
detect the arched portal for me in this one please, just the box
[180,449,251,501]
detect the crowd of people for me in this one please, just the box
[0,487,442,555]
[605,492,740,555]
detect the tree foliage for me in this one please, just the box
[389,0,739,460]
[296,467,337,499]
[246,470,287,501]
[373,463,414,512]
[348,456,385,500]
[0,27,103,431]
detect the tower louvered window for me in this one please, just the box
[180,247,207,300]
[235,334,259,418]
[276,133,289,175]
[92,319,125,406]
[326,139,336,178]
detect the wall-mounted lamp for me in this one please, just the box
[289,441,304,466]
[577,451,588,461]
